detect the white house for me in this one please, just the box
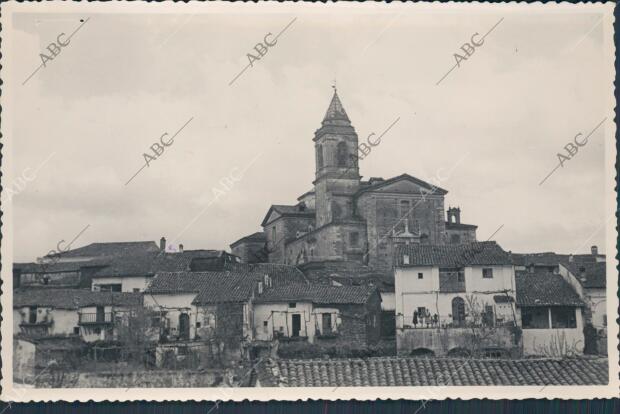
[394,241,519,357]
[515,271,586,356]
[13,289,142,342]
[144,271,257,343]
[252,283,382,345]
[558,259,607,330]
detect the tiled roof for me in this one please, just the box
[226,263,308,286]
[563,261,606,289]
[256,357,608,387]
[255,284,378,305]
[146,271,255,304]
[261,204,316,226]
[230,232,266,248]
[396,241,512,267]
[49,241,159,259]
[15,260,100,274]
[355,173,448,197]
[512,252,606,289]
[13,289,143,309]
[515,272,585,307]
[92,250,228,278]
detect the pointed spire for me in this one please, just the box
[323,88,350,124]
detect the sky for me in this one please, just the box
[5,5,613,262]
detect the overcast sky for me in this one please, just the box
[6,5,613,262]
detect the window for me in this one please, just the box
[336,142,348,167]
[73,327,80,335]
[521,307,549,329]
[603,314,607,326]
[349,232,359,247]
[28,306,37,324]
[98,283,122,292]
[196,322,201,328]
[317,144,324,169]
[271,226,276,244]
[482,268,494,279]
[288,303,296,308]
[133,288,140,293]
[457,273,465,283]
[263,321,268,334]
[417,273,423,279]
[417,307,427,316]
[551,307,577,329]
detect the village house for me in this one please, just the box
[90,246,239,293]
[252,283,382,345]
[558,250,607,329]
[512,246,607,354]
[515,271,586,356]
[13,289,143,342]
[14,237,240,294]
[394,241,520,357]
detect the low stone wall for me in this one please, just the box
[397,326,519,357]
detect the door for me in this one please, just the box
[291,314,301,337]
[179,313,190,340]
[452,297,465,326]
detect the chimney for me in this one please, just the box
[179,244,184,253]
[568,254,574,262]
[591,245,598,255]
[160,237,166,251]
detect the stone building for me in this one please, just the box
[233,89,477,271]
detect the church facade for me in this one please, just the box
[232,90,477,272]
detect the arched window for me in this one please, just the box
[317,144,324,169]
[336,142,348,167]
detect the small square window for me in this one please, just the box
[418,273,423,279]
[73,327,80,335]
[288,302,296,308]
[482,268,493,279]
[196,322,201,328]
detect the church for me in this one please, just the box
[231,89,478,272]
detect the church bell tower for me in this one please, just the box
[313,88,361,227]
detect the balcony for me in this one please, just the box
[439,269,466,293]
[79,312,113,325]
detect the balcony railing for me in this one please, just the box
[79,312,113,324]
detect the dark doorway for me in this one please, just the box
[452,297,465,326]
[322,313,332,334]
[96,306,105,323]
[380,311,396,338]
[28,307,37,324]
[179,313,190,340]
[291,314,301,337]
